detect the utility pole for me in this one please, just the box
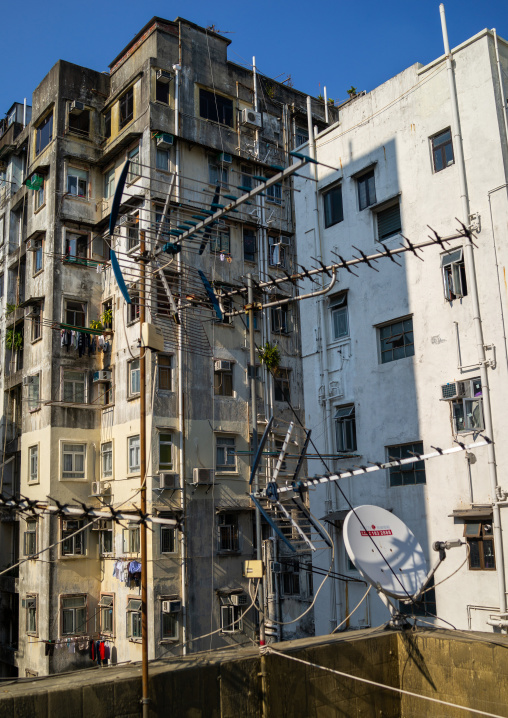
[139,229,149,716]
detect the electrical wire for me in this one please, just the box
[331,585,372,633]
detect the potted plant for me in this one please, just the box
[258,342,280,373]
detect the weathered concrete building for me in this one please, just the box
[294,26,508,633]
[0,17,337,677]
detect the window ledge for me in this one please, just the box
[127,473,141,479]
[159,638,179,644]
[34,204,46,215]
[127,394,140,402]
[29,407,41,414]
[368,191,401,213]
[60,554,88,559]
[31,337,43,346]
[215,471,239,477]
[33,269,44,279]
[128,638,142,644]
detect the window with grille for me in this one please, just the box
[281,561,301,595]
[379,317,414,363]
[387,442,425,486]
[218,513,239,552]
[161,526,177,554]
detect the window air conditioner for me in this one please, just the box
[156,70,173,83]
[230,593,248,606]
[161,600,181,614]
[27,238,42,252]
[92,481,111,496]
[441,382,466,401]
[23,376,34,386]
[214,360,232,372]
[218,152,233,165]
[69,100,85,115]
[93,370,112,383]
[25,305,40,318]
[156,133,174,149]
[192,468,214,485]
[240,108,262,130]
[159,472,179,490]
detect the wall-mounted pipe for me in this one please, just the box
[493,30,508,147]
[323,86,329,124]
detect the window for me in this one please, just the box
[26,595,38,635]
[128,290,140,322]
[158,355,173,391]
[216,436,236,472]
[274,369,291,402]
[61,595,87,635]
[379,317,414,363]
[243,228,256,262]
[127,146,140,182]
[464,521,495,570]
[452,377,484,433]
[61,443,86,480]
[68,104,90,137]
[266,182,282,205]
[104,168,115,199]
[128,435,140,473]
[161,604,179,640]
[159,433,173,470]
[33,236,44,274]
[268,236,289,269]
[61,520,86,555]
[240,165,253,190]
[67,167,88,198]
[335,405,357,453]
[431,128,454,173]
[29,445,39,483]
[24,518,37,557]
[271,305,289,334]
[208,160,228,188]
[63,370,86,403]
[34,178,45,210]
[199,88,234,127]
[156,75,170,104]
[119,88,134,128]
[156,148,170,172]
[218,513,239,552]
[210,226,230,254]
[399,577,437,616]
[101,441,113,478]
[36,113,53,155]
[123,523,140,553]
[65,299,86,327]
[129,360,140,396]
[104,109,111,139]
[221,604,243,633]
[354,168,376,209]
[99,595,114,634]
[127,598,142,638]
[99,521,113,555]
[27,374,40,410]
[377,202,401,241]
[387,442,425,486]
[65,232,89,262]
[161,526,177,554]
[295,127,309,147]
[323,185,343,228]
[0,273,3,296]
[282,561,301,595]
[330,293,348,340]
[214,362,233,396]
[442,249,467,301]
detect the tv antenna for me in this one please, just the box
[344,505,464,627]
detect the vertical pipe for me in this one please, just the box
[493,30,508,148]
[323,87,329,124]
[172,64,181,203]
[139,229,149,716]
[439,3,507,621]
[253,57,259,159]
[23,99,27,129]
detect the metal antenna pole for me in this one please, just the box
[139,229,149,716]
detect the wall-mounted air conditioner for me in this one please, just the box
[119,214,137,227]
[240,108,262,130]
[161,599,181,613]
[26,238,42,252]
[214,360,232,372]
[230,593,248,606]
[156,70,173,84]
[218,152,233,165]
[91,481,111,496]
[69,101,85,115]
[93,371,112,383]
[156,133,174,149]
[192,468,214,485]
[159,472,179,490]
[441,382,466,401]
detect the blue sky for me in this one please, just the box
[1,0,507,115]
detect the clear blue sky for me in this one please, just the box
[1,0,507,115]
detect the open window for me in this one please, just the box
[334,405,357,453]
[65,231,89,263]
[199,89,234,127]
[442,248,467,301]
[452,377,483,433]
[67,102,90,138]
[464,521,495,570]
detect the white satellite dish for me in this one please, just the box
[344,505,427,599]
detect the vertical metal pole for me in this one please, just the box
[139,229,149,715]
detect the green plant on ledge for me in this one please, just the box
[90,319,103,331]
[258,342,280,372]
[6,329,23,352]
[100,308,113,328]
[5,302,17,316]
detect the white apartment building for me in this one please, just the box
[294,26,508,634]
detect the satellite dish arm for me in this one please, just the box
[404,539,465,604]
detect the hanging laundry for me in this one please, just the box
[78,332,85,357]
[89,639,95,660]
[113,559,123,580]
[103,340,110,353]
[129,560,142,588]
[98,336,105,351]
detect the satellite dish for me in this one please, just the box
[344,505,427,599]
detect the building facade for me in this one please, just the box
[0,17,337,677]
[295,28,508,634]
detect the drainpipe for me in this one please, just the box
[306,96,340,630]
[492,30,508,148]
[23,99,27,129]
[323,87,329,125]
[253,56,259,159]
[440,4,507,622]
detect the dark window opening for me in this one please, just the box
[432,128,454,173]
[119,88,134,128]
[243,229,256,262]
[323,185,343,228]
[36,114,53,155]
[199,89,234,127]
[357,170,376,210]
[68,107,90,138]
[388,442,425,486]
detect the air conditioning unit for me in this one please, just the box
[25,305,40,318]
[141,322,164,352]
[161,599,181,614]
[441,381,466,401]
[192,468,214,485]
[215,360,232,372]
[93,370,112,383]
[92,481,112,496]
[241,108,262,129]
[23,376,34,386]
[159,472,179,490]
[119,214,137,227]
[156,133,174,149]
[156,69,173,83]
[26,238,42,252]
[69,100,85,115]
[218,152,233,165]
[230,593,248,606]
